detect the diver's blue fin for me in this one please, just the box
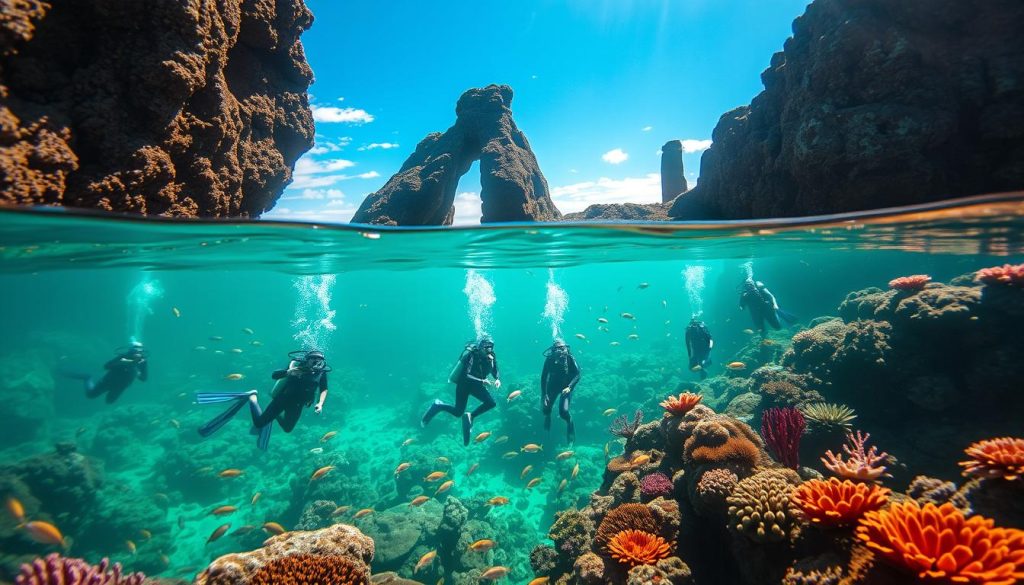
[257,424,272,451]
[198,399,247,437]
[777,309,799,325]
[195,391,255,405]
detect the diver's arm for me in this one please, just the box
[491,357,501,388]
[103,357,121,370]
[137,360,148,382]
[314,374,328,413]
[684,329,694,357]
[271,369,288,380]
[765,289,779,310]
[565,358,581,392]
[541,359,551,393]
[463,354,485,383]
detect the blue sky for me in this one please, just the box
[264,0,810,224]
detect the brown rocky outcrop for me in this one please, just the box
[351,84,561,225]
[562,201,671,222]
[670,0,1024,220]
[660,140,687,203]
[0,0,315,218]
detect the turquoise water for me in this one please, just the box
[0,195,1022,583]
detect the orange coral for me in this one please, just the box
[960,437,1024,481]
[249,555,369,585]
[605,529,671,567]
[821,430,889,482]
[684,418,762,467]
[888,274,931,291]
[976,263,1024,287]
[595,503,660,549]
[660,392,702,415]
[856,502,1024,585]
[790,478,890,526]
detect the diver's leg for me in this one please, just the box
[278,402,303,433]
[542,396,553,431]
[767,310,782,330]
[559,393,574,443]
[423,386,466,426]
[105,384,129,404]
[469,385,496,418]
[249,393,286,428]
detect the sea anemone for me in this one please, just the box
[821,430,889,482]
[595,503,659,549]
[976,263,1024,287]
[960,437,1024,481]
[888,275,932,291]
[249,555,369,585]
[639,473,673,498]
[856,502,1024,585]
[726,469,799,543]
[605,529,671,567]
[800,402,857,432]
[790,478,890,527]
[660,392,702,416]
[761,407,806,470]
[16,554,145,585]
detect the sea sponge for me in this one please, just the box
[726,469,800,543]
[660,392,702,416]
[639,473,673,498]
[759,380,823,408]
[888,274,932,291]
[529,545,559,575]
[606,530,671,567]
[683,417,762,468]
[16,554,145,585]
[976,263,1024,287]
[692,467,739,514]
[790,478,890,526]
[595,503,659,549]
[781,565,842,585]
[548,508,596,558]
[906,475,972,514]
[573,552,606,584]
[609,472,642,505]
[960,437,1024,481]
[654,557,692,585]
[856,502,1024,585]
[248,555,369,585]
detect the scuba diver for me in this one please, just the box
[540,339,581,443]
[195,350,330,450]
[67,341,148,404]
[422,337,501,446]
[685,317,713,379]
[739,278,796,333]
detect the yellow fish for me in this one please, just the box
[726,361,747,370]
[251,492,262,506]
[425,471,447,482]
[415,550,437,573]
[743,328,754,335]
[210,505,237,516]
[172,307,181,318]
[556,451,574,460]
[469,539,496,552]
[261,522,285,535]
[436,456,451,466]
[331,506,351,517]
[494,435,509,445]
[207,523,231,544]
[501,452,518,460]
[402,438,416,447]
[529,578,551,585]
[310,466,334,481]
[320,431,338,442]
[125,540,136,554]
[467,463,479,476]
[409,496,430,507]
[571,463,580,480]
[6,497,25,523]
[526,478,541,489]
[690,365,703,372]
[602,408,617,416]
[224,373,244,380]
[558,479,567,492]
[487,496,509,506]
[475,431,491,443]
[520,465,533,479]
[23,521,65,547]
[480,566,510,580]
[506,390,522,402]
[630,454,651,466]
[218,468,244,478]
[435,480,454,495]
[139,529,152,540]
[521,444,542,453]
[353,508,374,519]
[394,463,411,476]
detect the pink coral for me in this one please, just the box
[761,407,806,470]
[976,263,1024,287]
[16,554,145,585]
[888,274,932,291]
[639,473,673,498]
[821,430,890,482]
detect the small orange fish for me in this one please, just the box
[506,390,522,402]
[480,566,510,580]
[139,529,152,540]
[353,508,374,519]
[394,462,411,476]
[521,444,542,453]
[520,465,533,479]
[310,466,334,481]
[529,578,551,585]
[125,540,136,554]
[475,431,491,443]
[251,492,262,506]
[467,463,479,476]
[571,463,580,480]
[469,539,497,552]
[331,506,351,517]
[5,497,25,523]
[602,408,617,416]
[409,496,430,507]
[320,431,338,442]
[436,456,451,466]
[425,471,447,482]
[224,373,244,380]
[218,468,244,478]
[22,521,65,547]
[726,361,746,371]
[207,523,231,544]
[435,480,454,495]
[414,550,437,573]
[556,450,574,460]
[494,436,509,445]
[402,438,416,447]
[558,479,567,492]
[501,452,518,460]
[262,522,285,535]
[210,505,237,516]
[526,478,541,489]
[487,496,509,506]
[630,454,651,466]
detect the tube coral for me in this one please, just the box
[660,392,702,416]
[821,430,889,482]
[856,502,1024,585]
[888,275,932,291]
[761,407,806,470]
[959,437,1024,481]
[610,410,645,439]
[16,554,145,585]
[605,530,671,567]
[248,555,369,585]
[790,478,890,526]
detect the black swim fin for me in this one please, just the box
[198,399,247,437]
[195,391,256,405]
[777,309,799,325]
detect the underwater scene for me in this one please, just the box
[1,198,1023,585]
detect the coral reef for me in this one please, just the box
[639,473,673,500]
[595,504,660,549]
[683,416,762,468]
[691,467,739,515]
[976,263,1024,287]
[726,469,800,543]
[248,555,369,585]
[610,410,645,439]
[606,530,671,568]
[905,475,971,515]
[760,407,805,470]
[660,392,702,416]
[15,553,144,585]
[790,478,889,526]
[960,437,1024,481]
[887,275,931,291]
[798,403,856,432]
[821,431,889,482]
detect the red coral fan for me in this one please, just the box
[960,437,1024,481]
[639,473,673,498]
[976,263,1024,287]
[660,392,702,415]
[790,478,890,526]
[605,529,671,567]
[595,503,659,549]
[16,554,145,585]
[761,407,806,470]
[888,274,932,291]
[249,555,369,585]
[821,430,889,482]
[856,502,1024,585]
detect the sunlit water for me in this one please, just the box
[0,194,1021,582]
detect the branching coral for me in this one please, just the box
[16,554,145,585]
[726,469,799,542]
[639,473,673,498]
[790,478,890,526]
[606,530,671,567]
[660,392,702,416]
[959,437,1024,481]
[821,430,889,482]
[800,402,856,432]
[683,416,762,468]
[976,263,1024,287]
[761,407,806,470]
[611,410,645,439]
[888,274,932,291]
[595,503,660,549]
[856,502,1024,585]
[248,555,369,585]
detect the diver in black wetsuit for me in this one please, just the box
[541,339,581,443]
[739,278,783,333]
[71,342,148,404]
[422,337,501,446]
[685,317,713,379]
[196,350,330,451]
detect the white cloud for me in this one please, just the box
[281,188,346,201]
[311,105,374,124]
[357,171,381,179]
[288,154,381,190]
[681,139,713,153]
[642,126,653,132]
[452,191,482,226]
[551,173,661,214]
[295,158,356,175]
[601,148,629,165]
[309,138,351,154]
[357,142,400,151]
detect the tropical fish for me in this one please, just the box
[224,373,244,380]
[139,529,152,540]
[394,463,411,476]
[571,463,580,480]
[469,539,496,552]
[6,497,25,523]
[425,471,447,482]
[494,435,509,445]
[435,480,454,495]
[320,431,338,442]
[467,463,479,476]
[556,450,574,460]
[169,419,181,429]
[193,346,207,351]
[125,540,136,554]
[526,478,541,489]
[761,339,776,346]
[575,333,586,340]
[627,334,640,340]
[436,456,451,466]
[597,317,608,324]
[409,496,430,507]
[529,578,551,585]
[218,468,244,478]
[480,566,510,580]
[230,525,256,536]
[602,408,617,416]
[521,444,542,453]
[690,365,703,372]
[610,341,620,346]
[22,521,65,547]
[251,340,263,346]
[475,431,491,443]
[331,506,350,517]
[598,326,609,333]
[214,350,224,355]
[662,300,668,308]
[310,466,334,481]
[353,508,374,519]
[230,348,243,354]
[210,505,237,516]
[604,442,612,457]
[207,524,231,544]
[520,465,533,479]
[631,454,651,466]
[558,479,568,492]
[726,361,747,370]
[309,447,324,454]
[638,282,649,289]
[486,496,509,506]
[506,390,522,402]
[402,438,416,447]
[743,329,754,335]
[242,327,254,335]
[172,307,181,317]
[159,554,170,567]
[501,452,518,460]
[209,336,223,341]
[261,522,285,535]
[414,550,437,573]
[621,312,635,320]
[251,492,262,506]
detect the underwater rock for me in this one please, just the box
[723,392,761,421]
[0,0,314,217]
[2,442,102,529]
[194,523,374,585]
[0,351,54,443]
[358,500,442,570]
[669,0,1024,220]
[352,84,561,225]
[296,500,338,531]
[371,572,425,585]
[529,545,559,576]
[572,552,606,584]
[660,140,688,203]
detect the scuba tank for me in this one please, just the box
[448,346,472,384]
[271,360,300,398]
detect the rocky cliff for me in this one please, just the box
[351,84,561,225]
[0,0,315,218]
[670,0,1024,220]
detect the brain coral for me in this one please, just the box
[726,469,800,543]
